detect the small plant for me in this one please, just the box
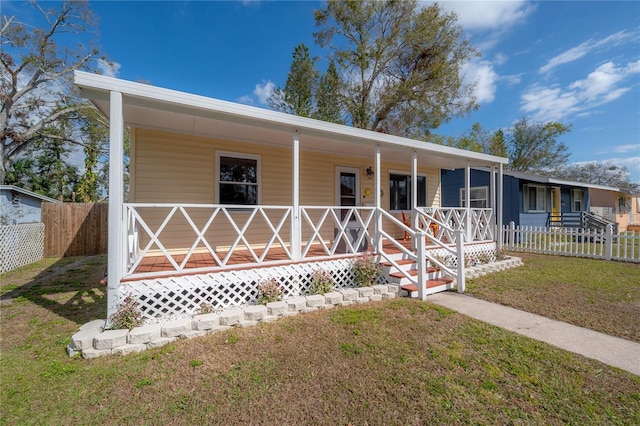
[495,248,507,261]
[108,294,143,330]
[308,269,334,295]
[351,253,381,287]
[257,278,283,304]
[199,302,214,314]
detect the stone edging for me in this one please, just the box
[68,284,399,359]
[465,256,523,279]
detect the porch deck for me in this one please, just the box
[131,239,416,276]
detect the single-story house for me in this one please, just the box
[0,185,60,225]
[441,168,622,231]
[74,71,509,322]
[589,187,640,232]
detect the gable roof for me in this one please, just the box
[504,170,627,192]
[0,185,61,204]
[74,71,509,171]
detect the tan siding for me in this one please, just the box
[131,128,442,253]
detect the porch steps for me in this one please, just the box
[380,257,455,298]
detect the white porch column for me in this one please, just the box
[107,90,124,319]
[412,151,418,249]
[291,131,301,261]
[465,161,471,241]
[490,166,496,240]
[375,144,382,253]
[497,163,504,249]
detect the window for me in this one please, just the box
[571,189,584,212]
[524,185,546,212]
[618,196,629,214]
[460,186,488,208]
[218,154,259,205]
[389,174,426,211]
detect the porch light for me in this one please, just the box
[366,166,374,179]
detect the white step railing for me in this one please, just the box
[420,207,494,242]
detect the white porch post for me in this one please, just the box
[412,151,418,249]
[465,162,471,241]
[497,163,504,249]
[490,166,496,240]
[375,144,382,253]
[107,90,124,320]
[292,131,301,261]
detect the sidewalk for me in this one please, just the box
[428,292,640,376]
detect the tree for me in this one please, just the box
[507,118,571,172]
[0,1,102,184]
[553,162,635,188]
[313,0,478,138]
[314,60,343,124]
[76,107,109,202]
[268,43,318,117]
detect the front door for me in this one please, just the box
[336,166,360,221]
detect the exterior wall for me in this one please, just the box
[131,128,441,253]
[519,212,548,227]
[0,188,44,224]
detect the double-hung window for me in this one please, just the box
[218,153,259,205]
[571,189,584,212]
[389,174,426,211]
[460,186,488,208]
[524,185,546,212]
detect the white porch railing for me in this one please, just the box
[503,222,639,263]
[123,204,483,285]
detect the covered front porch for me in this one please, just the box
[74,71,508,321]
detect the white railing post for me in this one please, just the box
[455,229,465,293]
[416,230,426,301]
[508,221,515,249]
[465,162,472,242]
[605,223,613,261]
[375,145,382,254]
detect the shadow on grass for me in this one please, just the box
[0,255,108,326]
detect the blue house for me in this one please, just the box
[440,169,616,228]
[0,185,60,225]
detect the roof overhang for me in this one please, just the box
[0,185,61,203]
[74,71,509,170]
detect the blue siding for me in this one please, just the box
[0,188,45,224]
[519,213,548,227]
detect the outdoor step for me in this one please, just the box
[400,277,454,294]
[380,259,415,268]
[389,267,439,279]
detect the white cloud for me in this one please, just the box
[539,30,636,74]
[435,1,535,31]
[520,59,640,122]
[614,144,640,154]
[237,95,254,106]
[253,80,274,105]
[462,60,497,104]
[96,59,121,78]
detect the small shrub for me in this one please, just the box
[352,253,381,287]
[257,278,283,305]
[199,302,214,314]
[108,294,143,330]
[308,269,334,295]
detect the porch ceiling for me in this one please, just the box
[76,71,508,170]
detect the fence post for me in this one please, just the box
[455,229,465,293]
[605,224,613,261]
[508,221,515,249]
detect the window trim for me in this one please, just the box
[524,184,547,213]
[460,186,489,208]
[570,189,584,213]
[215,151,261,205]
[388,170,427,212]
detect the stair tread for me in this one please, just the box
[389,267,439,279]
[400,277,454,293]
[380,259,415,267]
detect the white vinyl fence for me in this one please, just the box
[503,222,639,263]
[0,223,45,273]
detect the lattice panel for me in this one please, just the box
[119,257,369,321]
[0,223,44,273]
[425,241,496,269]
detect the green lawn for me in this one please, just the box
[1,255,639,425]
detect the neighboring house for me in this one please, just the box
[441,169,621,230]
[589,187,640,232]
[0,185,60,225]
[74,71,509,322]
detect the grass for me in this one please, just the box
[467,252,640,342]
[1,255,639,424]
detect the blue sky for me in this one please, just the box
[8,1,640,183]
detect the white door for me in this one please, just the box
[335,166,360,221]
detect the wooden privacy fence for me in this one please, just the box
[42,203,108,257]
[503,222,639,263]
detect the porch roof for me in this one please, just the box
[74,71,508,170]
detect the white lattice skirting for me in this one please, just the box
[426,241,497,268]
[0,223,45,273]
[120,257,389,322]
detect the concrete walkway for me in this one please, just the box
[428,292,640,376]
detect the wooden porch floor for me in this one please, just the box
[131,239,417,276]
